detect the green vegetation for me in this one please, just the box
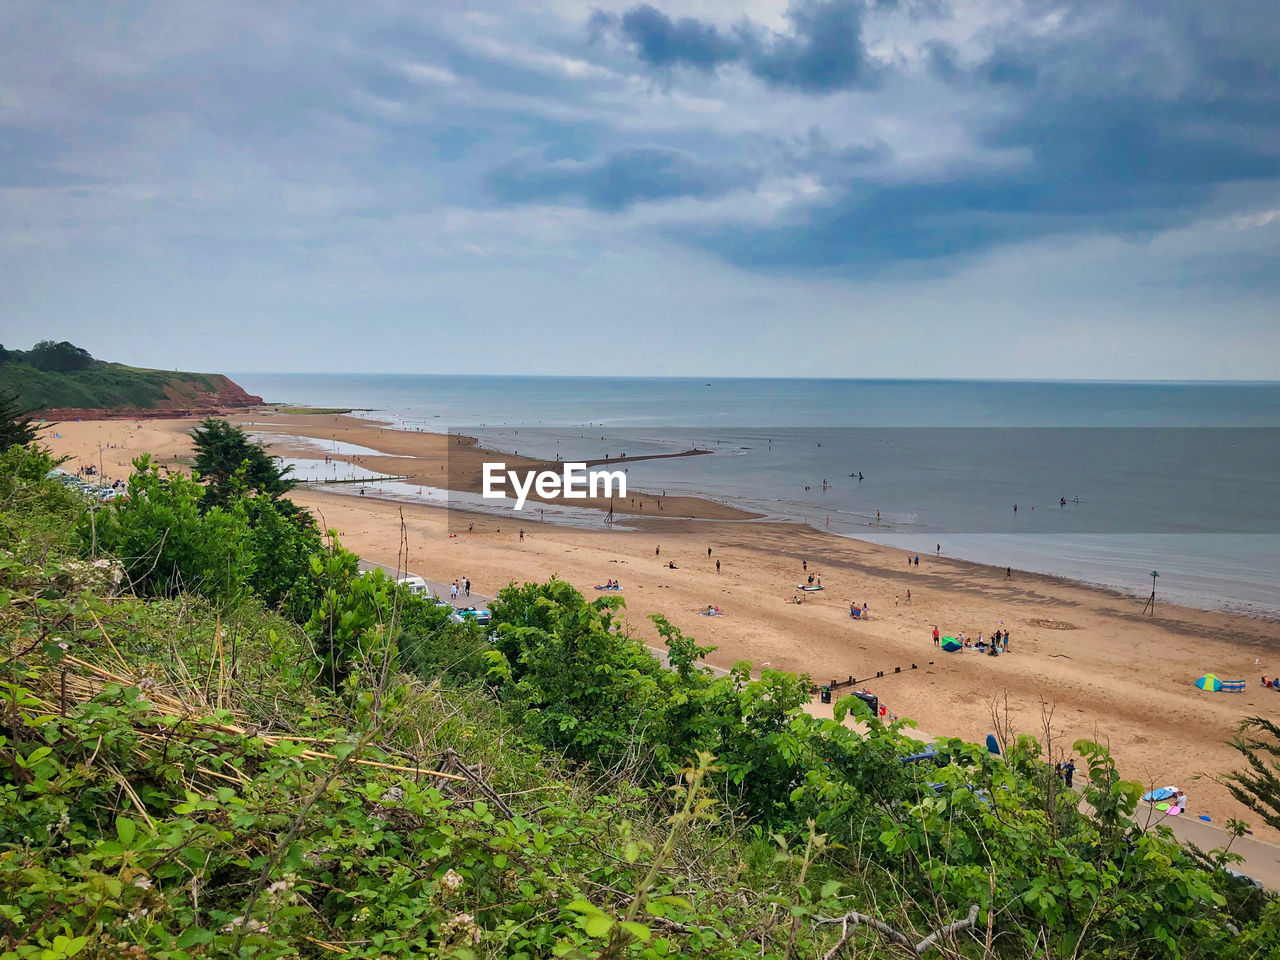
[1,429,1277,959]
[0,392,39,449]
[1225,717,1280,832]
[190,418,295,508]
[0,340,238,411]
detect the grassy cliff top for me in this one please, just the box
[0,340,256,412]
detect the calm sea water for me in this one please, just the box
[235,374,1280,616]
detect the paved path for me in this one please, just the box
[359,556,1280,889]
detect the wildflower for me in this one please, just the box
[441,869,464,893]
[57,641,69,651]
[127,908,150,921]
[440,912,482,945]
[267,879,290,896]
[139,677,156,691]
[133,875,153,890]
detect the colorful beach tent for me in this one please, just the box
[941,637,962,652]
[1195,674,1223,691]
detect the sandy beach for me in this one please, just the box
[43,412,1280,841]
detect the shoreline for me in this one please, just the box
[243,411,1279,622]
[38,411,1280,843]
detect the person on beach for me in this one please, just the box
[464,578,471,598]
[656,546,660,556]
[936,544,941,556]
[1063,759,1076,788]
[708,547,712,558]
[932,626,940,646]
[1006,566,1012,580]
[519,528,524,541]
[915,555,920,566]
[803,559,807,571]
[716,559,721,573]
[450,580,459,600]
[906,589,911,604]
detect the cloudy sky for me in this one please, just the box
[2,0,1278,379]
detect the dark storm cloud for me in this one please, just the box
[608,0,1280,268]
[595,0,884,92]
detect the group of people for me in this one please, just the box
[597,578,622,589]
[850,601,869,618]
[1259,676,1280,690]
[450,577,471,600]
[931,627,1012,653]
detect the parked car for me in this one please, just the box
[450,606,491,626]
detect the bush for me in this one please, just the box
[86,454,253,601]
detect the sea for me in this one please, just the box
[232,374,1280,618]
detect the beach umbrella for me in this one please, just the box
[941,637,962,652]
[1194,674,1222,691]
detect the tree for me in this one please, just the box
[1224,716,1280,831]
[190,417,294,507]
[26,339,94,372]
[0,391,39,449]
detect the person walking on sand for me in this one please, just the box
[803,559,807,572]
[932,626,939,646]
[519,528,524,541]
[1063,759,1076,789]
[906,589,911,604]
[656,545,660,557]
[1006,566,1012,581]
[450,580,459,601]
[716,559,721,574]
[708,547,712,558]
[464,578,471,598]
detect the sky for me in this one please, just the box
[1,0,1278,379]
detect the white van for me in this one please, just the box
[396,575,430,597]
